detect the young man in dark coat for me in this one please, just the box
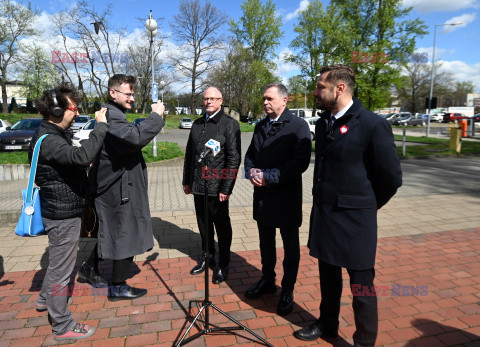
[244,83,311,316]
[80,74,165,301]
[31,84,109,341]
[183,87,241,284]
[293,64,402,347]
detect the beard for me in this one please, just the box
[316,93,338,111]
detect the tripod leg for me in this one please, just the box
[210,304,274,347]
[175,304,206,347]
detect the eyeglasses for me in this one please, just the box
[203,97,222,102]
[114,89,135,98]
[67,107,78,113]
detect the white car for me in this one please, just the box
[429,113,444,123]
[71,115,91,133]
[0,119,11,133]
[72,119,96,147]
[303,116,320,140]
[179,117,193,129]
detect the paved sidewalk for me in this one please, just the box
[0,228,480,346]
[0,156,479,346]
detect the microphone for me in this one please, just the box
[198,135,226,163]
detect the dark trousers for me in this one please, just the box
[194,194,232,268]
[86,243,133,285]
[318,261,378,346]
[258,223,300,293]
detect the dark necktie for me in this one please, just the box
[328,114,336,132]
[267,119,275,132]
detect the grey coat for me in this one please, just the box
[89,101,165,260]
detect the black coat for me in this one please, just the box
[29,120,108,220]
[308,98,402,270]
[244,108,311,227]
[183,109,241,196]
[89,101,165,260]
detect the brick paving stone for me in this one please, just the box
[436,331,471,345]
[126,332,158,346]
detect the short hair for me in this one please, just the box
[263,83,288,98]
[35,83,83,120]
[108,74,136,91]
[319,64,355,93]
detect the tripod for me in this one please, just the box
[175,158,273,347]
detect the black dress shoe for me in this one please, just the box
[277,291,294,316]
[78,262,108,287]
[293,322,339,341]
[108,284,148,301]
[212,267,228,284]
[190,259,216,275]
[245,278,276,299]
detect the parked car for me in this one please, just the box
[134,118,146,126]
[443,113,468,123]
[428,113,444,123]
[71,115,91,133]
[388,112,412,124]
[72,119,96,147]
[179,117,193,129]
[472,114,480,122]
[398,115,426,126]
[0,118,42,151]
[303,116,320,140]
[0,119,11,133]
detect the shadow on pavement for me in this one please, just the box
[151,217,211,263]
[410,318,480,345]
[0,255,14,286]
[150,217,348,344]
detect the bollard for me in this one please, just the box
[402,128,406,156]
[449,126,462,153]
[460,120,468,138]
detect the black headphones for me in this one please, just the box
[50,89,64,118]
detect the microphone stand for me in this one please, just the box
[175,155,273,347]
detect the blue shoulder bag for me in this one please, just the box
[15,134,48,237]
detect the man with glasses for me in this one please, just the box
[183,87,241,284]
[80,74,165,301]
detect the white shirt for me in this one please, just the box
[206,109,221,121]
[331,100,354,121]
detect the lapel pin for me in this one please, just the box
[340,125,349,134]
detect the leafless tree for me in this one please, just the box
[170,0,227,114]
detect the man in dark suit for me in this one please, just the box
[183,87,241,284]
[293,65,402,346]
[244,83,311,316]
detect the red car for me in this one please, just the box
[443,113,468,122]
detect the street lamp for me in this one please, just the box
[426,22,462,137]
[145,10,158,155]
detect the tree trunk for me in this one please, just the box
[1,78,8,114]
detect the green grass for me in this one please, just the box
[0,151,30,164]
[0,113,41,126]
[239,123,256,132]
[0,141,183,164]
[141,142,184,162]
